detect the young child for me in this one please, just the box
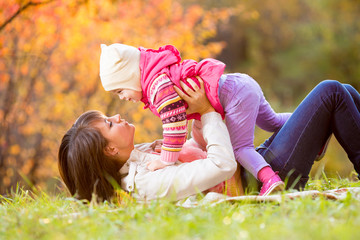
[99,43,290,195]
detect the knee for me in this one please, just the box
[318,80,341,88]
[315,80,342,93]
[342,83,356,93]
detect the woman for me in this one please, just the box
[58,79,238,202]
[58,79,360,202]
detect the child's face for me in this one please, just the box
[112,89,143,102]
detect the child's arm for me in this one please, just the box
[147,74,188,171]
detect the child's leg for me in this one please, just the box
[259,80,360,189]
[219,74,276,180]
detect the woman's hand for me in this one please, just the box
[174,77,215,115]
[150,139,163,153]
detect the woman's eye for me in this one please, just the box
[105,119,113,128]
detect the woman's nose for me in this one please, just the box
[108,114,121,123]
[115,114,121,122]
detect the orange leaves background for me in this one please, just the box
[0,0,229,193]
[1,0,359,194]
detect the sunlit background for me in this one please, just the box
[0,0,359,194]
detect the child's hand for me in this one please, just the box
[147,159,169,171]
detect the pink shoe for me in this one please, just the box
[259,173,285,196]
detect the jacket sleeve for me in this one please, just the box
[149,74,188,164]
[256,93,292,132]
[133,112,237,201]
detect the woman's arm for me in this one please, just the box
[190,119,207,151]
[133,78,237,200]
[134,112,237,200]
[180,77,209,150]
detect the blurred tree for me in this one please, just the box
[184,0,359,107]
[0,0,229,193]
[0,0,54,32]
[1,0,358,193]
[182,0,359,178]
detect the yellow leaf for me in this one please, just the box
[9,144,20,155]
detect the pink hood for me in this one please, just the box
[139,45,225,120]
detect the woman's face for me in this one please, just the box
[93,114,135,155]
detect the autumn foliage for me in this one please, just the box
[1,0,359,194]
[0,0,229,193]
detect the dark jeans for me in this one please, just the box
[255,80,360,189]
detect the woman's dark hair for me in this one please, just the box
[58,110,122,202]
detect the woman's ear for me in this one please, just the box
[104,145,118,156]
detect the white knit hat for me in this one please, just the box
[99,43,141,92]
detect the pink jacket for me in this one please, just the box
[139,45,226,120]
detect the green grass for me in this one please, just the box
[1,178,360,240]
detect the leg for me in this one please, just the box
[314,83,360,161]
[343,84,360,111]
[258,80,360,189]
[219,74,270,178]
[220,74,284,195]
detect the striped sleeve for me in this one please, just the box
[149,74,188,164]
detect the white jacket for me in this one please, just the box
[119,112,237,201]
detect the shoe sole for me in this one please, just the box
[261,182,285,196]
